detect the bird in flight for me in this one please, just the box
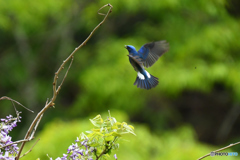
[125,41,169,90]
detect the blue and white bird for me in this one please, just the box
[125,41,169,90]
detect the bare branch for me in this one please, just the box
[98,3,113,15]
[0,138,34,150]
[30,114,44,139]
[0,96,34,113]
[20,139,40,158]
[15,4,113,160]
[56,56,74,94]
[197,141,240,160]
[51,3,113,103]
[10,100,22,122]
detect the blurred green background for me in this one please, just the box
[1,0,240,159]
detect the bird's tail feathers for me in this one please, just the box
[134,73,158,90]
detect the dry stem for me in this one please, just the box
[15,3,113,160]
[197,141,240,160]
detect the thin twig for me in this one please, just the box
[10,100,22,121]
[20,139,40,158]
[56,56,74,94]
[96,148,107,160]
[15,4,113,160]
[96,137,117,160]
[30,114,44,139]
[11,100,17,113]
[0,96,34,113]
[197,141,240,160]
[98,3,113,15]
[45,98,49,106]
[0,138,34,149]
[51,3,113,103]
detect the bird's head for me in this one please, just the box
[125,45,137,53]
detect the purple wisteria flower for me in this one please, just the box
[57,137,95,160]
[0,114,21,159]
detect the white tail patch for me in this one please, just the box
[146,70,151,78]
[137,72,145,80]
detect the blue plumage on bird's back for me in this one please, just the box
[138,46,149,60]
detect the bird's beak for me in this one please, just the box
[124,45,127,48]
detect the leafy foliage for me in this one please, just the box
[24,111,134,160]
[76,112,135,160]
[21,111,239,160]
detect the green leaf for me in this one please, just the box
[112,132,121,137]
[105,135,115,141]
[89,115,104,127]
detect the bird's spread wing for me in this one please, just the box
[138,40,169,68]
[128,54,144,71]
